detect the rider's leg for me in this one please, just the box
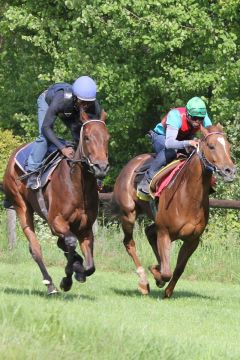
[27,91,49,189]
[138,133,167,194]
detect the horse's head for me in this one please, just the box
[199,123,236,182]
[78,110,110,179]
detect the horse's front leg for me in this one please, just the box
[79,228,95,277]
[58,231,80,292]
[164,237,200,299]
[156,228,173,282]
[57,237,86,283]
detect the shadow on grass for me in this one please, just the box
[111,288,213,300]
[0,287,96,302]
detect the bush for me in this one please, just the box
[0,128,22,179]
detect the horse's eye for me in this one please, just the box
[84,135,90,142]
[208,143,215,150]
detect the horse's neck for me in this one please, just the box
[183,154,211,200]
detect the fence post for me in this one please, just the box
[6,207,17,249]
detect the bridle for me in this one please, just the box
[197,131,225,173]
[68,119,106,173]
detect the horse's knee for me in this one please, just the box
[65,235,77,247]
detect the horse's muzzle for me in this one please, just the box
[92,162,110,179]
[220,165,237,182]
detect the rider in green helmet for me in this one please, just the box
[138,96,212,197]
[186,96,207,119]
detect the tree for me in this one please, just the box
[0,0,239,194]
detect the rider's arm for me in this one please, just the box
[165,110,190,149]
[42,91,66,150]
[165,126,190,149]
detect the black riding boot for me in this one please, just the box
[26,173,40,190]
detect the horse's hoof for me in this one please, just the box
[47,285,59,295]
[74,272,86,283]
[60,277,73,292]
[163,288,173,299]
[138,282,150,295]
[156,279,166,288]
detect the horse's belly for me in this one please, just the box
[176,220,206,239]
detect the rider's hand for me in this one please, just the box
[61,147,74,159]
[188,140,199,148]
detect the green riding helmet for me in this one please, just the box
[186,97,207,117]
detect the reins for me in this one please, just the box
[165,131,225,209]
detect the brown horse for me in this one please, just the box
[113,124,236,298]
[3,111,110,294]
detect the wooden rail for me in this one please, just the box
[1,187,240,250]
[99,192,240,210]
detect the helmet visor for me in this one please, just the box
[187,108,206,117]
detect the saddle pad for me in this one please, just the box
[15,142,64,188]
[15,143,34,173]
[15,139,66,173]
[154,161,185,197]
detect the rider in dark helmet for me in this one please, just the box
[27,76,102,189]
[138,96,213,196]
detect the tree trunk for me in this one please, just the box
[6,208,17,250]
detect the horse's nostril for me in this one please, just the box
[224,168,232,174]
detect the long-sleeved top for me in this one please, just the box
[42,90,101,150]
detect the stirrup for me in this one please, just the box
[137,187,152,201]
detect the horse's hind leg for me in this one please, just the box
[145,224,166,288]
[164,238,200,299]
[15,204,57,295]
[121,211,150,295]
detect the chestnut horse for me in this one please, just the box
[3,111,110,294]
[113,124,236,298]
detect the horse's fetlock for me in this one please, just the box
[161,272,172,282]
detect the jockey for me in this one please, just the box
[138,96,213,195]
[27,76,102,189]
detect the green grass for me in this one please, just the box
[0,211,240,359]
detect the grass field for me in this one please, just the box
[0,211,240,359]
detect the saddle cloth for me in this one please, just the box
[137,159,186,201]
[15,141,66,188]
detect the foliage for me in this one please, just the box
[0,0,239,194]
[0,129,22,179]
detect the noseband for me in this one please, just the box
[197,131,225,173]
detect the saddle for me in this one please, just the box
[136,154,187,202]
[15,140,71,189]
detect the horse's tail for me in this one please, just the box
[99,192,122,218]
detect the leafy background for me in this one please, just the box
[0,0,239,199]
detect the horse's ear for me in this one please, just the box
[80,111,89,123]
[200,124,209,137]
[216,123,224,132]
[100,110,107,122]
